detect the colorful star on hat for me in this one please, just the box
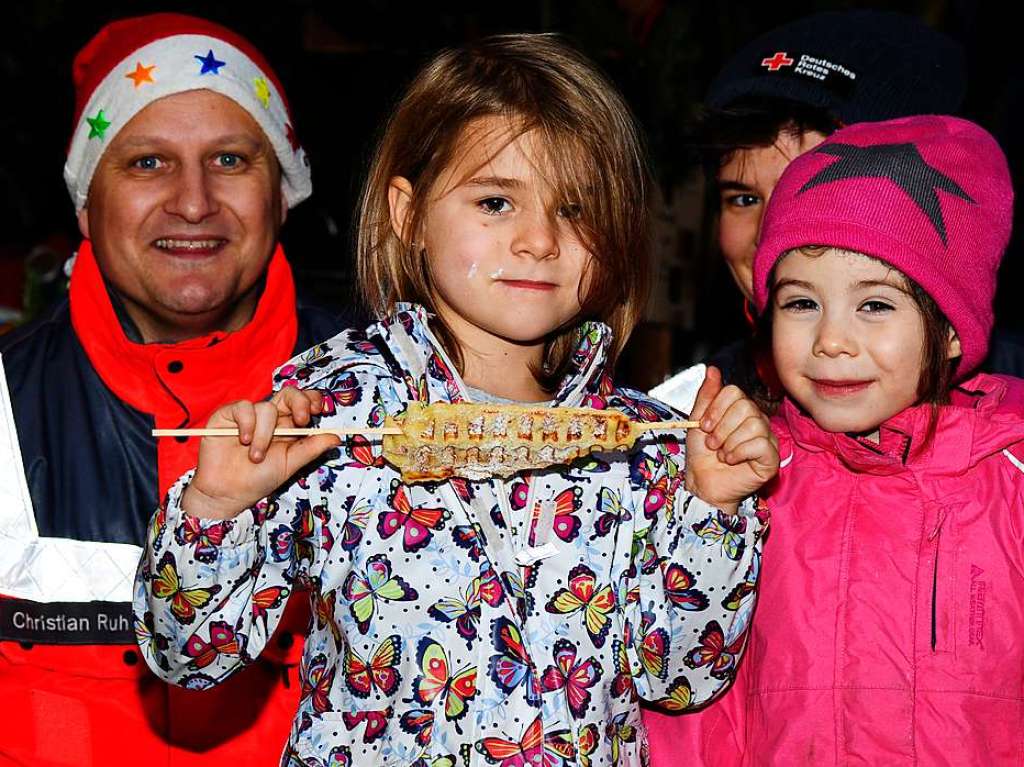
[125,61,156,87]
[195,49,226,75]
[86,109,111,139]
[253,76,271,108]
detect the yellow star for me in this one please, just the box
[125,61,156,88]
[253,77,271,109]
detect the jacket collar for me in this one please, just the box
[370,303,614,408]
[779,373,1024,476]
[69,239,299,496]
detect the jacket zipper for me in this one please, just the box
[930,541,939,651]
[927,509,947,652]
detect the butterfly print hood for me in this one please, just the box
[135,304,765,767]
[645,372,1024,766]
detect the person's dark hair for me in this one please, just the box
[754,247,959,431]
[694,95,843,186]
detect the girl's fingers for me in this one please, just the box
[273,387,323,425]
[285,433,342,472]
[720,436,779,477]
[227,401,257,445]
[249,401,282,462]
[718,414,771,455]
[705,394,761,450]
[690,366,723,424]
[700,384,747,434]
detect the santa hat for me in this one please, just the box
[64,13,311,211]
[753,115,1013,377]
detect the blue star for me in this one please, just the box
[195,49,226,75]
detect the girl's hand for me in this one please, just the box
[183,388,342,520]
[685,366,779,513]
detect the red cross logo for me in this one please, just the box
[761,52,794,71]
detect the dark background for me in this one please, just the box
[2,1,1019,386]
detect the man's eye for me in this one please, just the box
[723,193,760,209]
[479,197,511,215]
[133,156,163,170]
[215,153,244,168]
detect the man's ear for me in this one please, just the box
[946,327,962,361]
[77,206,91,241]
[387,176,415,245]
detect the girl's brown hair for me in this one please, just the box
[757,247,959,418]
[357,34,650,390]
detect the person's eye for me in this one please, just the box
[132,156,164,171]
[860,300,895,313]
[780,297,818,312]
[723,193,761,209]
[557,202,582,220]
[478,197,511,215]
[214,153,245,169]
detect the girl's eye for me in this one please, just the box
[860,300,895,313]
[478,197,511,215]
[215,153,245,169]
[557,203,582,220]
[780,298,818,312]
[132,156,164,171]
[723,193,760,209]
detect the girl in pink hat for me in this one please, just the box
[647,115,1024,765]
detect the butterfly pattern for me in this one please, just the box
[135,305,765,765]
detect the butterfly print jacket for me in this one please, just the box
[135,305,766,767]
[646,373,1024,766]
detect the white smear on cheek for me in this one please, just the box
[467,262,478,279]
[489,267,505,280]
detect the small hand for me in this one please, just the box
[184,387,341,519]
[685,366,779,513]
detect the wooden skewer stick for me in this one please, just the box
[152,427,403,438]
[151,421,699,439]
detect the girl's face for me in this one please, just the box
[392,116,593,357]
[771,248,959,438]
[717,130,827,303]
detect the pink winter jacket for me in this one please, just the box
[645,373,1024,766]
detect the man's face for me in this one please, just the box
[79,89,284,342]
[716,129,827,303]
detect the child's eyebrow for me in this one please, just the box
[854,278,910,292]
[464,176,524,189]
[774,278,815,291]
[717,180,754,191]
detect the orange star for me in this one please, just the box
[125,61,156,88]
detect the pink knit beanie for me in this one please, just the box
[753,115,1013,376]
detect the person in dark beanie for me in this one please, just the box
[0,13,357,766]
[652,11,981,412]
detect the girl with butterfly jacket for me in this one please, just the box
[646,117,1024,766]
[135,35,775,767]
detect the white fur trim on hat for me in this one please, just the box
[64,34,311,211]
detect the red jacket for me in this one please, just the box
[645,373,1024,765]
[0,242,353,765]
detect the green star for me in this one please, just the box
[86,109,111,140]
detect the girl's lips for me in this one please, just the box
[498,279,557,291]
[811,378,873,397]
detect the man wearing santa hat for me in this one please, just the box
[0,13,354,765]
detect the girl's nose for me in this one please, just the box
[812,315,857,357]
[511,209,559,260]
